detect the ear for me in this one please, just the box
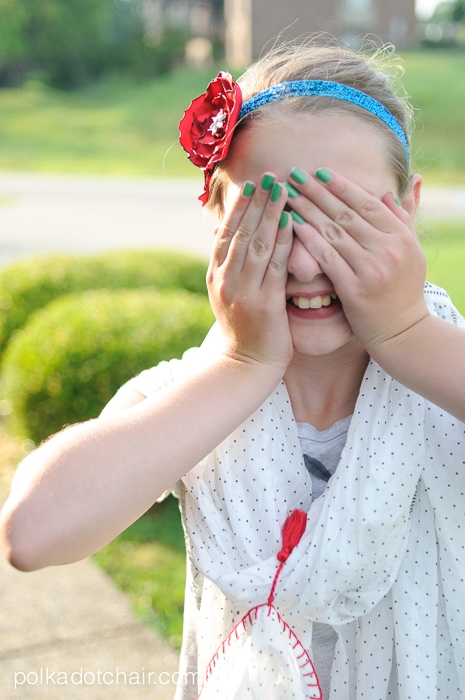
[401,174,422,218]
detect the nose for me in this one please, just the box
[287,234,325,281]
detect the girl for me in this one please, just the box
[2,38,465,699]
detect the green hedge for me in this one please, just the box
[0,249,207,359]
[0,288,214,444]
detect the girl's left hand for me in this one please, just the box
[286,167,429,360]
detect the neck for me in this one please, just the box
[284,343,369,431]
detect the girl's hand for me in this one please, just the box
[207,173,293,373]
[285,167,429,361]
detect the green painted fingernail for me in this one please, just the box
[279,211,289,228]
[290,167,307,184]
[242,181,255,197]
[261,174,275,190]
[285,182,299,198]
[291,210,306,224]
[394,195,401,206]
[315,168,332,183]
[270,182,282,202]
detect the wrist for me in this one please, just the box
[365,311,431,371]
[216,348,289,385]
[361,299,429,356]
[218,342,291,381]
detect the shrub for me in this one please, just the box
[0,249,207,359]
[0,288,214,444]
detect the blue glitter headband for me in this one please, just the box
[239,80,410,164]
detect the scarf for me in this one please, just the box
[177,283,465,699]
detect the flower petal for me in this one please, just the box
[178,71,242,205]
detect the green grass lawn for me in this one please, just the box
[423,220,465,313]
[0,49,465,182]
[0,70,214,177]
[92,496,186,649]
[401,49,465,185]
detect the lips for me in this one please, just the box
[288,294,338,310]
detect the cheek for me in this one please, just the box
[219,179,243,218]
[224,182,241,207]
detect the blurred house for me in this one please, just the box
[143,0,224,66]
[153,1,418,68]
[224,0,417,66]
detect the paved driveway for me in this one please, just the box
[0,173,216,265]
[0,172,464,267]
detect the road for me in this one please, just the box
[0,172,464,266]
[0,173,216,266]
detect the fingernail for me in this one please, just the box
[270,182,283,203]
[291,210,306,224]
[284,182,299,198]
[290,167,307,184]
[315,168,332,183]
[242,181,255,197]
[394,194,401,206]
[279,211,290,228]
[261,174,275,191]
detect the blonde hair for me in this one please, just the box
[207,37,414,212]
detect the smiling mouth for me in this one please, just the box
[287,294,338,310]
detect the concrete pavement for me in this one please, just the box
[0,536,181,699]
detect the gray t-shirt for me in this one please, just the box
[297,416,351,700]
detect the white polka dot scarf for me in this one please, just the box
[180,283,465,699]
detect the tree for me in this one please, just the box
[452,0,465,22]
[0,0,115,86]
[0,0,189,88]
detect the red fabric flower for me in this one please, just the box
[179,71,242,205]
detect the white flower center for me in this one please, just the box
[208,109,226,135]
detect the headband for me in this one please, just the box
[240,80,409,161]
[179,71,410,205]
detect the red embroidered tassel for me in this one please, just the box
[277,509,308,562]
[268,509,307,605]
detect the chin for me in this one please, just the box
[290,326,355,358]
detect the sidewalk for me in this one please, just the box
[0,514,181,699]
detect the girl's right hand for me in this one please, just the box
[207,173,293,375]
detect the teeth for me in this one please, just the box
[291,295,337,309]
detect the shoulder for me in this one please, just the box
[424,282,465,328]
[101,346,204,415]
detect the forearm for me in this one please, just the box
[0,354,284,570]
[369,315,465,423]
